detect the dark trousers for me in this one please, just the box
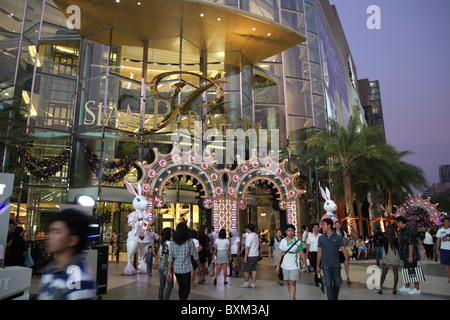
[309,251,319,284]
[424,244,434,260]
[158,269,174,300]
[175,272,191,300]
[322,267,341,300]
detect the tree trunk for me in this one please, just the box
[373,190,381,218]
[343,168,359,237]
[386,188,392,216]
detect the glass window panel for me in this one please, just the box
[305,3,317,33]
[284,45,309,79]
[29,74,76,130]
[249,0,279,22]
[314,106,326,129]
[288,115,313,156]
[254,104,287,148]
[285,78,312,117]
[281,10,305,35]
[281,0,304,12]
[37,42,80,78]
[253,64,284,104]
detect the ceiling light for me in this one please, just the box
[252,27,256,31]
[267,33,271,36]
[217,17,221,21]
[76,195,96,207]
[200,13,204,17]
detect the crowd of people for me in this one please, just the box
[2,211,449,301]
[148,215,450,301]
[155,222,262,300]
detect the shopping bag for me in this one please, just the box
[401,266,425,283]
[24,253,34,268]
[207,259,217,273]
[317,274,325,294]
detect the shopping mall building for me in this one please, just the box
[0,0,368,240]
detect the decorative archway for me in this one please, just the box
[127,145,306,233]
[394,194,444,226]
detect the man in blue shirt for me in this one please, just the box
[317,218,349,300]
[39,209,96,300]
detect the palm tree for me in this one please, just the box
[304,116,385,237]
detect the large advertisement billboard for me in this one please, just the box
[317,13,349,125]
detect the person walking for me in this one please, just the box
[300,225,310,273]
[190,229,200,287]
[5,226,27,267]
[306,223,321,286]
[144,246,155,276]
[197,226,209,285]
[38,209,96,300]
[167,222,200,300]
[373,225,384,267]
[207,225,218,276]
[317,218,349,300]
[378,224,400,295]
[213,228,231,285]
[270,228,285,285]
[229,230,241,277]
[276,224,302,300]
[395,216,421,295]
[158,227,174,300]
[423,227,434,260]
[436,217,450,283]
[335,220,351,284]
[240,223,259,288]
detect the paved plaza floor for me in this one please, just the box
[30,257,450,301]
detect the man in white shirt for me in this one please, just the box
[240,223,259,288]
[306,223,321,286]
[436,217,450,283]
[276,224,302,300]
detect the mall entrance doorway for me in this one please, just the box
[157,202,200,231]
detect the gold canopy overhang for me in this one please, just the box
[53,0,306,65]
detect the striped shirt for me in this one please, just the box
[168,240,199,274]
[39,255,96,300]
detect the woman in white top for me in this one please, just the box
[423,227,434,260]
[213,228,231,285]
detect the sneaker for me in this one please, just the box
[250,283,256,288]
[408,288,421,295]
[240,282,250,288]
[398,286,410,293]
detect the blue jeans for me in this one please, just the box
[374,246,383,267]
[322,267,341,300]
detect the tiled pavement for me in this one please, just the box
[30,257,450,301]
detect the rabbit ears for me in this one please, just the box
[320,186,331,201]
[125,181,142,197]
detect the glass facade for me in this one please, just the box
[1,0,366,240]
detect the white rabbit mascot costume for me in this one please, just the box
[123,181,152,275]
[319,186,338,227]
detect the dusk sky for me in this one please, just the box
[328,0,450,188]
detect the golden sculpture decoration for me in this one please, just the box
[139,71,230,135]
